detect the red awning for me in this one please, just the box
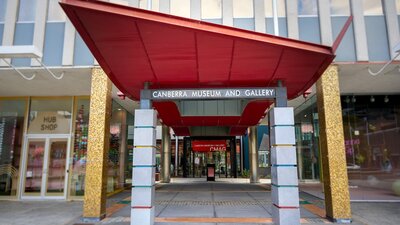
[60,0,336,136]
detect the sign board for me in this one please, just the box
[28,112,71,134]
[142,88,276,100]
[192,140,227,152]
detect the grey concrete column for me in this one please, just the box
[222,0,233,26]
[350,0,369,61]
[285,0,299,39]
[131,109,157,225]
[159,0,170,14]
[318,0,333,45]
[249,126,259,183]
[190,0,201,20]
[254,0,266,33]
[383,0,400,59]
[161,125,171,183]
[31,0,49,66]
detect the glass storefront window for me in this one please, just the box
[363,0,383,15]
[0,98,27,197]
[233,0,254,18]
[330,0,350,16]
[28,98,73,134]
[295,95,320,181]
[69,98,90,197]
[171,0,191,18]
[0,0,6,22]
[107,101,130,193]
[201,0,222,19]
[265,0,286,17]
[342,95,400,200]
[17,0,37,22]
[298,0,318,16]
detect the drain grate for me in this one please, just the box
[155,200,271,206]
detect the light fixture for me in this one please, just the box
[384,95,389,103]
[368,42,400,76]
[0,45,64,80]
[370,95,375,103]
[352,96,356,103]
[345,96,350,103]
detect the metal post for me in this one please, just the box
[249,126,259,183]
[161,125,171,183]
[175,135,178,177]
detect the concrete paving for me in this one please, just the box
[0,178,400,225]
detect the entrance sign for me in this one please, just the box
[142,88,276,100]
[192,140,227,152]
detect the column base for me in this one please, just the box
[82,214,106,222]
[327,216,352,224]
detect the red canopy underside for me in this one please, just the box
[60,0,335,136]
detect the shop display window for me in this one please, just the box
[0,98,27,197]
[69,98,90,197]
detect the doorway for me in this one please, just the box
[21,135,70,199]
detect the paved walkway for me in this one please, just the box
[1,178,400,225]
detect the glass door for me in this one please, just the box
[22,136,69,199]
[23,139,46,196]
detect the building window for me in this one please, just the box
[0,98,27,198]
[330,0,350,16]
[69,97,90,197]
[265,0,286,17]
[47,0,66,22]
[0,0,6,22]
[363,0,383,15]
[298,0,318,16]
[233,0,254,18]
[17,0,37,22]
[201,0,222,19]
[171,0,190,18]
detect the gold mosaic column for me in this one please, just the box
[83,68,112,221]
[316,65,351,222]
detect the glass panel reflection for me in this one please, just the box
[24,140,45,195]
[46,140,67,196]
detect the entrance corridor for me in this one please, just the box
[99,178,334,225]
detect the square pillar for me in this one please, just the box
[249,126,259,183]
[161,125,171,183]
[269,107,300,225]
[83,68,112,221]
[317,65,351,223]
[131,109,157,225]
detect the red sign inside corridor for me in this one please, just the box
[192,140,227,152]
